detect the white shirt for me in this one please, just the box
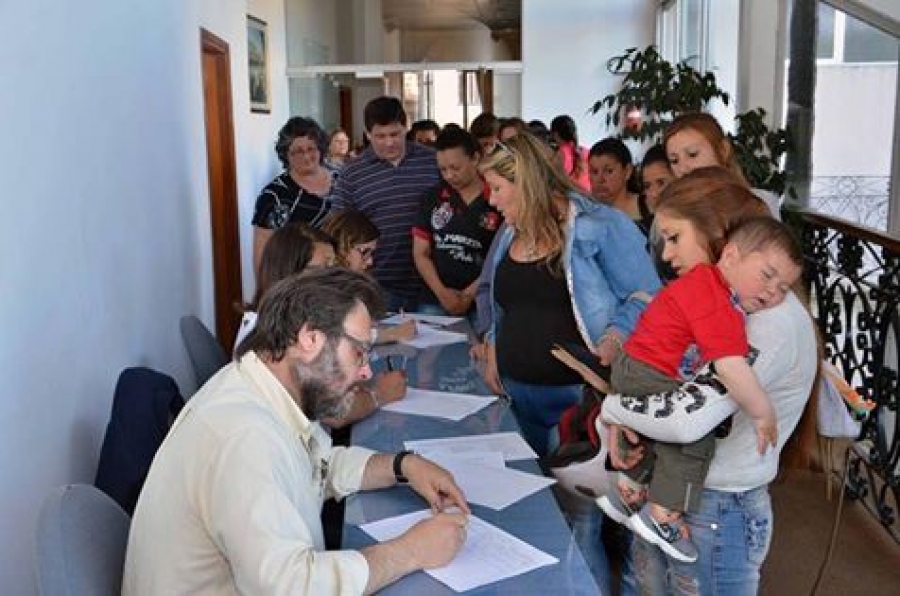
[602,291,817,491]
[123,352,374,595]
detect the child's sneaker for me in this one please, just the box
[630,505,699,563]
[596,492,639,527]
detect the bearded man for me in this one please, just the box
[124,268,469,595]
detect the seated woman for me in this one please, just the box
[252,117,338,276]
[237,221,404,428]
[412,127,501,319]
[321,210,416,345]
[588,138,653,235]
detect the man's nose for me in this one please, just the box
[358,363,373,381]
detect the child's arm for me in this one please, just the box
[714,356,777,454]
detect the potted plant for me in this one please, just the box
[591,45,792,197]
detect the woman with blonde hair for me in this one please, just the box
[478,132,661,456]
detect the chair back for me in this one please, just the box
[179,315,229,387]
[36,484,130,596]
[95,367,183,514]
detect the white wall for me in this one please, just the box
[0,0,287,592]
[521,0,657,146]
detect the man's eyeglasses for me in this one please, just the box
[339,332,374,367]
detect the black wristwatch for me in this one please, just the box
[393,450,413,484]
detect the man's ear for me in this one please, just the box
[292,323,323,361]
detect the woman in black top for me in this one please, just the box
[252,117,336,276]
[588,138,654,236]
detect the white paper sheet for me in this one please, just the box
[405,432,538,461]
[381,313,464,327]
[380,388,497,421]
[439,461,556,510]
[400,325,468,349]
[360,510,558,592]
[425,450,506,471]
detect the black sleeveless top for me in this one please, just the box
[494,252,583,385]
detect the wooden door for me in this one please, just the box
[200,29,243,350]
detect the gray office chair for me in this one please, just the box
[36,484,130,596]
[179,315,229,388]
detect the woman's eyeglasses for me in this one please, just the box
[354,245,375,260]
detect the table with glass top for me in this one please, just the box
[341,321,600,595]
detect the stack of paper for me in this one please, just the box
[380,388,497,421]
[426,453,556,510]
[360,509,558,592]
[405,432,538,462]
[381,313,464,327]
[401,325,468,349]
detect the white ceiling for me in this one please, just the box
[381,0,521,32]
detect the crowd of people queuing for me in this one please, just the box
[122,95,818,596]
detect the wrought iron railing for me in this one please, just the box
[790,208,900,542]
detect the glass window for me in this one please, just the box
[816,4,835,59]
[844,17,898,63]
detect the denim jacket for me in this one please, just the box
[487,191,661,349]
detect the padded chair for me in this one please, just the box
[95,367,184,515]
[179,315,229,387]
[36,484,130,596]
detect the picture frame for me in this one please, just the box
[247,15,270,114]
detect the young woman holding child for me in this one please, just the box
[599,167,817,594]
[596,169,802,563]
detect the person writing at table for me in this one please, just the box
[124,269,470,595]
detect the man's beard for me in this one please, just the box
[295,340,353,420]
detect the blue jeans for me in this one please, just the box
[500,377,581,457]
[634,486,773,596]
[555,489,638,596]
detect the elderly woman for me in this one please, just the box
[478,132,661,456]
[251,116,337,275]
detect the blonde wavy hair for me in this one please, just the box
[478,132,577,275]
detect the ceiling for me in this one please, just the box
[381,0,521,33]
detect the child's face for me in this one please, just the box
[718,244,802,313]
[654,211,712,276]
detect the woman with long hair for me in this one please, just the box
[478,132,661,456]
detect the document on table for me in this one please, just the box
[401,325,468,349]
[381,313,464,327]
[380,388,497,421]
[360,510,558,592]
[430,458,556,510]
[405,431,538,461]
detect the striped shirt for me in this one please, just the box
[332,142,440,297]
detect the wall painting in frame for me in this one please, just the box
[247,15,270,113]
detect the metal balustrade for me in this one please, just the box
[789,208,900,543]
